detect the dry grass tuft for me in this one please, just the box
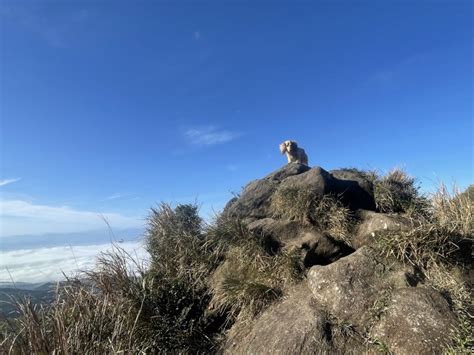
[270,186,353,243]
[373,168,429,216]
[432,184,473,238]
[270,186,319,223]
[209,240,303,320]
[146,203,222,288]
[206,217,303,320]
[314,195,354,244]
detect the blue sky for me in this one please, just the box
[1,0,473,241]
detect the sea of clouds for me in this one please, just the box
[0,241,150,284]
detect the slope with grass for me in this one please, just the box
[1,164,472,354]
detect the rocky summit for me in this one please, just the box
[219,163,467,354]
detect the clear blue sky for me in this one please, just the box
[1,0,472,237]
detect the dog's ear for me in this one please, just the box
[279,142,287,154]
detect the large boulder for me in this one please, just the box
[225,165,377,220]
[223,285,332,355]
[352,210,413,249]
[370,288,456,354]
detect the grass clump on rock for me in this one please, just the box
[208,217,304,320]
[373,168,430,216]
[270,186,353,243]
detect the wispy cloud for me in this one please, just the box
[0,199,143,237]
[184,126,240,146]
[0,178,21,187]
[193,31,201,40]
[102,193,126,201]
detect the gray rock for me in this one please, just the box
[223,285,332,355]
[307,247,389,328]
[353,210,413,249]
[265,162,311,181]
[307,247,456,354]
[224,165,377,220]
[330,168,376,211]
[224,164,310,219]
[225,179,279,219]
[247,218,352,267]
[279,166,335,195]
[370,287,456,354]
[246,218,303,244]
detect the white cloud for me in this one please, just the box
[184,126,240,146]
[0,241,149,283]
[194,31,201,40]
[0,199,143,236]
[0,178,21,187]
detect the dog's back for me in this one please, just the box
[298,148,308,165]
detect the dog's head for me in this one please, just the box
[280,140,297,154]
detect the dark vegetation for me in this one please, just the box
[0,169,472,354]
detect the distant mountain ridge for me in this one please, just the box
[0,282,58,318]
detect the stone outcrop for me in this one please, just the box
[223,164,376,220]
[219,164,459,354]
